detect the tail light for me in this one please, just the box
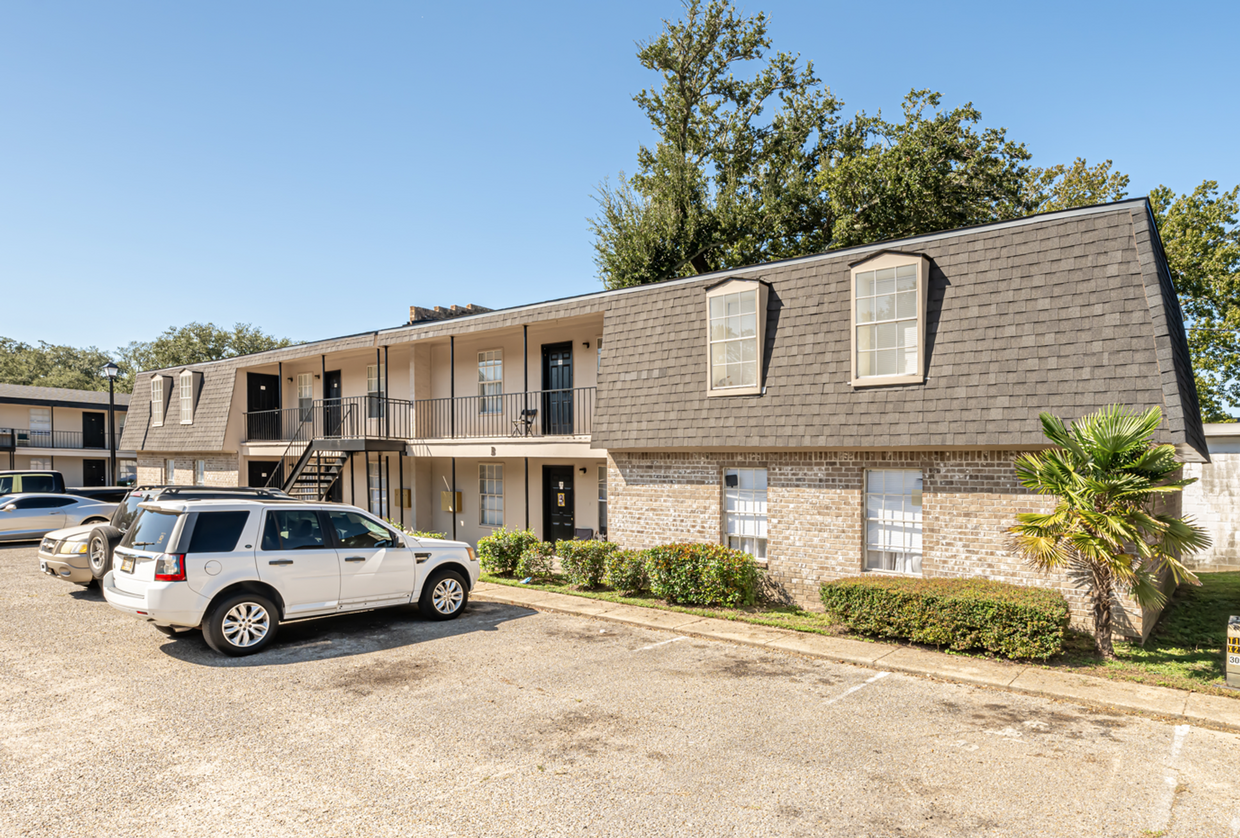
[154,553,186,582]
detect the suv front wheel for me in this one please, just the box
[203,592,280,656]
[419,569,469,621]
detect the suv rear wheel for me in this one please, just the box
[419,569,468,621]
[88,526,122,581]
[203,592,280,656]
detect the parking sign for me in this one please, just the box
[1229,617,1240,689]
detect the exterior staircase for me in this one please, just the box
[283,443,349,501]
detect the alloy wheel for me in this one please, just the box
[221,602,271,648]
[89,539,107,575]
[432,577,464,615]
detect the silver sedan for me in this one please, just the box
[0,494,116,542]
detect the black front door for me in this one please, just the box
[82,413,105,449]
[248,460,282,489]
[541,342,574,435]
[323,370,343,436]
[246,373,281,440]
[543,465,574,542]
[82,459,107,487]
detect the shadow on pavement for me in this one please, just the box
[157,600,537,667]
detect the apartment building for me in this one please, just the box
[118,199,1205,635]
[0,383,133,484]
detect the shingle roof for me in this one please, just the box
[591,200,1208,462]
[119,360,242,453]
[0,383,131,409]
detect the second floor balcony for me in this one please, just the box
[243,388,595,443]
[0,428,114,452]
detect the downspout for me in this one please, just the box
[524,456,529,531]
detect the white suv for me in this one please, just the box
[102,499,479,656]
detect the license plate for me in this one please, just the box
[119,556,135,573]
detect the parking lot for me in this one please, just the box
[2,543,1239,837]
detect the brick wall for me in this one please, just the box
[1183,452,1240,570]
[608,449,1161,637]
[137,453,240,487]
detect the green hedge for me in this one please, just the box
[477,528,539,576]
[646,543,760,607]
[819,576,1069,660]
[517,541,557,581]
[604,548,649,595]
[557,540,619,589]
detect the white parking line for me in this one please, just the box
[1151,724,1191,832]
[635,636,688,652]
[824,671,889,705]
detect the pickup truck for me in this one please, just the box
[0,470,128,503]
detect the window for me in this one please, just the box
[118,460,137,482]
[151,378,164,426]
[597,465,607,536]
[28,408,51,447]
[480,463,503,527]
[367,364,386,419]
[179,371,194,424]
[194,459,206,486]
[297,373,313,419]
[706,279,767,396]
[29,458,52,470]
[165,458,176,484]
[864,470,923,574]
[21,474,56,492]
[261,509,327,551]
[851,252,929,386]
[724,467,767,560]
[328,510,396,549]
[12,496,73,509]
[124,509,179,552]
[478,351,502,414]
[187,511,250,554]
[368,459,388,518]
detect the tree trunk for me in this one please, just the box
[1090,564,1116,659]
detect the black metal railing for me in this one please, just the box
[244,396,414,443]
[0,428,96,450]
[413,387,594,439]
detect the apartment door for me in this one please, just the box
[82,459,107,487]
[82,413,105,449]
[542,465,574,542]
[323,370,343,436]
[541,342,573,435]
[246,373,281,440]
[248,460,282,489]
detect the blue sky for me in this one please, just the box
[2,1,1237,351]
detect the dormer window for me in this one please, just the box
[151,378,164,427]
[179,371,194,424]
[706,278,769,397]
[850,252,930,386]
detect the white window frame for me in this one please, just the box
[864,469,923,575]
[28,408,51,432]
[597,465,607,537]
[706,279,768,397]
[479,463,503,527]
[297,373,313,419]
[850,252,930,387]
[367,364,386,420]
[368,458,388,519]
[478,350,502,415]
[151,378,164,427]
[165,458,176,484]
[194,459,206,485]
[179,371,194,424]
[724,467,767,561]
[30,457,52,470]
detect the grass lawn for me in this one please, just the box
[480,571,1240,698]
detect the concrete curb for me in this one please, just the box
[473,582,1240,733]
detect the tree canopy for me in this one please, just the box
[0,322,292,394]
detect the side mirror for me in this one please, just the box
[1,505,15,512]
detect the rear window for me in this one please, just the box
[187,511,250,554]
[113,493,149,531]
[123,510,180,553]
[21,475,57,493]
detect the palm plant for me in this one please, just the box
[1009,405,1209,658]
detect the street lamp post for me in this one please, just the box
[102,362,119,484]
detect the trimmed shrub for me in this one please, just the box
[386,520,446,539]
[477,528,538,576]
[556,539,619,589]
[604,548,649,595]
[646,543,760,607]
[517,541,557,581]
[819,576,1069,660]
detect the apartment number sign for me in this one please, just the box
[557,493,566,507]
[1228,617,1240,689]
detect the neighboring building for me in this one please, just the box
[1182,423,1240,571]
[0,383,134,485]
[118,198,1205,637]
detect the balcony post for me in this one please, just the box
[449,336,455,439]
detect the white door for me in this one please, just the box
[326,509,416,608]
[256,509,340,616]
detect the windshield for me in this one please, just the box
[112,493,149,532]
[0,476,11,496]
[122,509,180,553]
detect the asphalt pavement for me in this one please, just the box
[1,543,1237,837]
